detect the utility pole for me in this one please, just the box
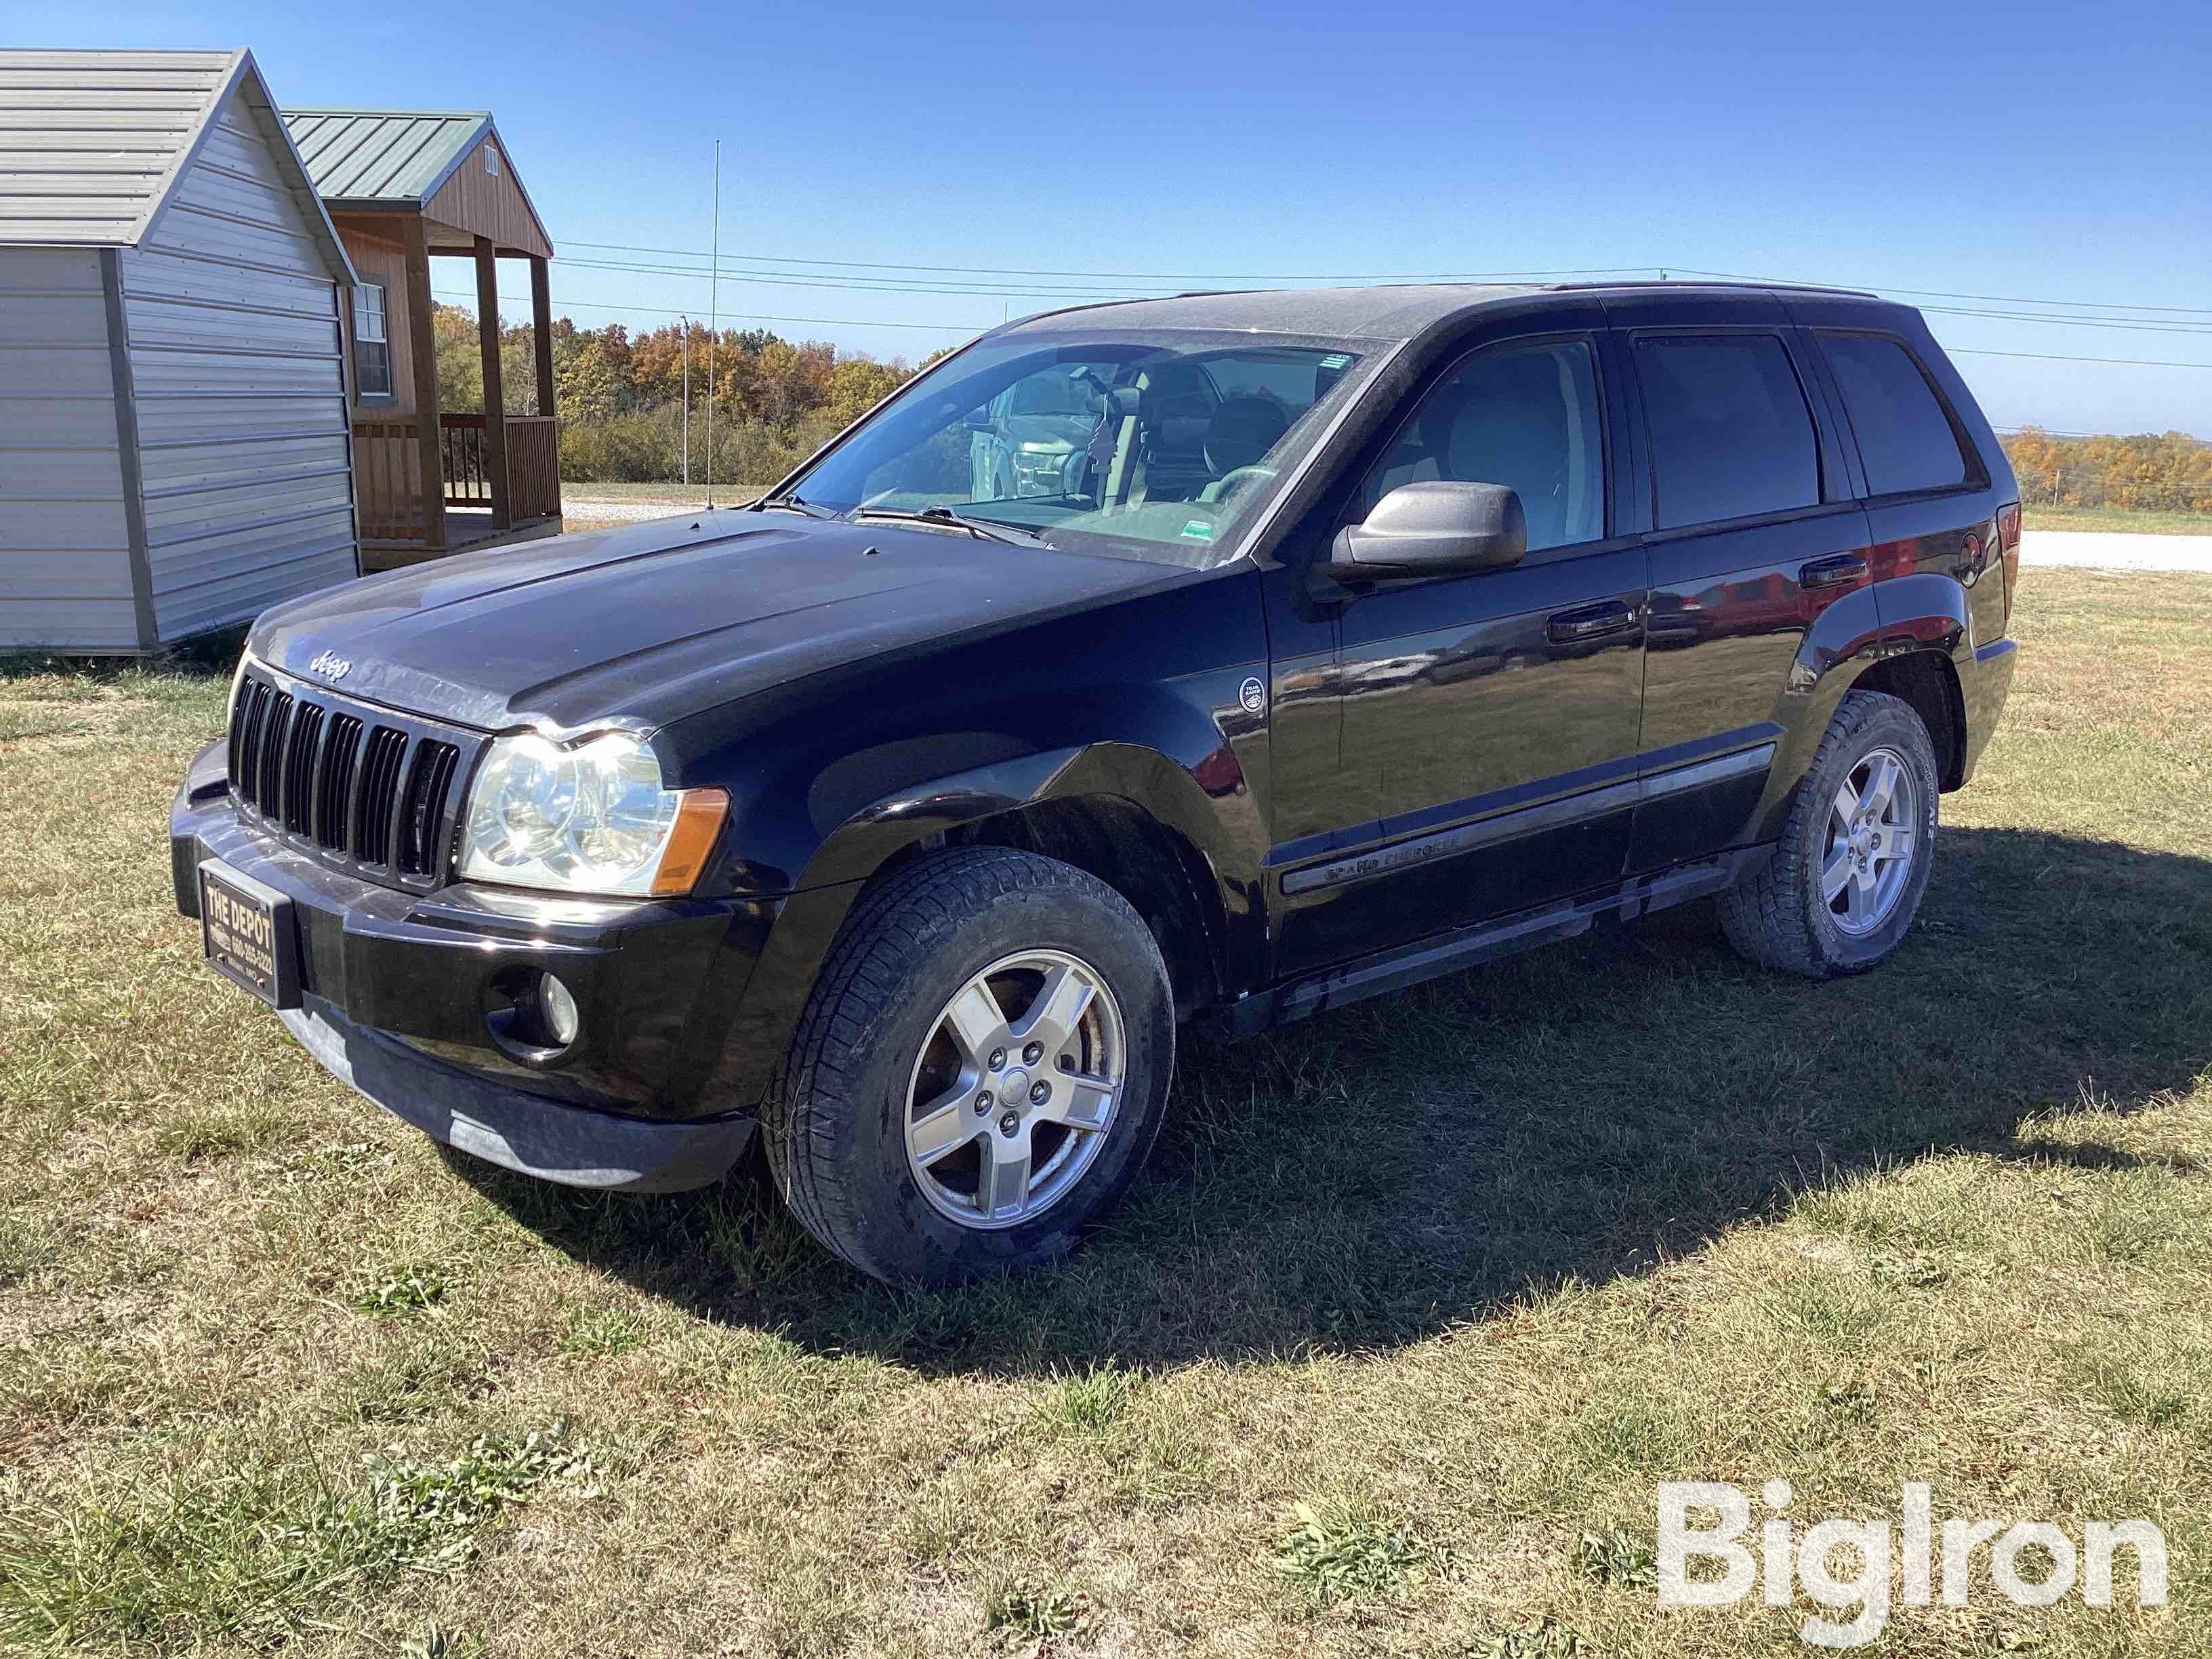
[678,314,690,487]
[706,139,720,510]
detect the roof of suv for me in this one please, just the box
[1002,280,1890,343]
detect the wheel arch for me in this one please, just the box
[707,738,1262,1113]
[1750,579,1971,841]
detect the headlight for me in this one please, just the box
[458,731,726,897]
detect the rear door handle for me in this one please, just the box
[1801,554,1868,590]
[1546,600,1637,646]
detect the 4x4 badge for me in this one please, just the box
[307,650,353,682]
[1239,677,1265,714]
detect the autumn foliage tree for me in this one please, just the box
[2002,427,2212,515]
[432,303,920,484]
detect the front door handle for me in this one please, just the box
[1801,554,1869,590]
[1546,600,1637,646]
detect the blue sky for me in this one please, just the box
[18,0,2212,434]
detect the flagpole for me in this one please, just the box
[706,139,720,508]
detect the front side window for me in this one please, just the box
[779,331,1370,568]
[1635,334,1819,529]
[1359,337,1606,552]
[1820,333,1968,497]
[352,281,392,401]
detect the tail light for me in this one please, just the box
[1996,501,2022,628]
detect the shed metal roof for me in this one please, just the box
[283,107,490,204]
[0,47,351,280]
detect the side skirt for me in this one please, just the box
[1210,844,1774,1038]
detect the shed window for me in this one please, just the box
[353,282,392,400]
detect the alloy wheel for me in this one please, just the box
[1822,745,1921,936]
[902,949,1126,1229]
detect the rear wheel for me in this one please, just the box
[1719,689,1940,977]
[763,847,1175,1284]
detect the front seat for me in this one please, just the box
[1196,398,1290,502]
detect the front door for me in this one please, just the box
[1271,327,1649,975]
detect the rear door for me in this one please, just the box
[1605,291,1877,872]
[1271,310,1649,974]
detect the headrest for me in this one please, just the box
[1204,397,1290,476]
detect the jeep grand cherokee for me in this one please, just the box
[172,282,2020,1284]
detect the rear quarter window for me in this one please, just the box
[1820,333,1969,496]
[1633,334,1821,529]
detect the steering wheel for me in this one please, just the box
[1203,465,1275,506]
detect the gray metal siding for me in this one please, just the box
[0,245,138,650]
[122,85,358,642]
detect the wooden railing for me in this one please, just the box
[352,418,428,541]
[352,412,562,547]
[507,415,560,521]
[439,412,493,508]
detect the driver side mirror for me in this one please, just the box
[1326,480,1526,583]
[962,406,994,432]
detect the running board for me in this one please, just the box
[1214,846,1771,1037]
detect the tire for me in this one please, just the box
[763,846,1176,1284]
[1719,689,1940,978]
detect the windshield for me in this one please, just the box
[773,329,1372,567]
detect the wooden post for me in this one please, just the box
[474,236,510,533]
[401,216,445,551]
[530,255,554,418]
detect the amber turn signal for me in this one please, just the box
[651,787,730,895]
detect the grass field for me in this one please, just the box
[3,569,2209,1656]
[2021,505,2212,537]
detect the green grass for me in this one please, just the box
[2022,503,2212,535]
[1,569,2209,1654]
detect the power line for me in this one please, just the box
[558,249,2212,338]
[431,288,985,332]
[1672,268,2212,319]
[565,240,2212,323]
[553,253,1170,300]
[560,238,1659,285]
[1948,346,2212,371]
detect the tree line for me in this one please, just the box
[434,306,2211,512]
[2001,428,2212,515]
[432,304,934,486]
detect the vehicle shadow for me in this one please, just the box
[450,825,2212,1372]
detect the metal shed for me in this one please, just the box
[0,48,359,654]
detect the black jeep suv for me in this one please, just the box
[172,281,2021,1284]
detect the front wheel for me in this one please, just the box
[763,847,1176,1284]
[1719,689,1940,977]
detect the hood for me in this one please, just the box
[252,510,1189,735]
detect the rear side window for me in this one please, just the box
[1820,334,1969,496]
[1634,335,1820,529]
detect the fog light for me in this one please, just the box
[537,972,579,1046]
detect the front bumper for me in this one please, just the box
[170,739,778,1191]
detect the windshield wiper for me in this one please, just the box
[752,493,834,518]
[851,505,1045,546]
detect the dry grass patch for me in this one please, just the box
[1,571,2209,1654]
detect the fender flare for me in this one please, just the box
[1748,576,1969,843]
[712,731,1265,1110]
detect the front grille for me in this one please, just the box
[227,667,479,888]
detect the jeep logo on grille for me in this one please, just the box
[306,650,353,682]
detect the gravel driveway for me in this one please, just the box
[2020,530,2212,572]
